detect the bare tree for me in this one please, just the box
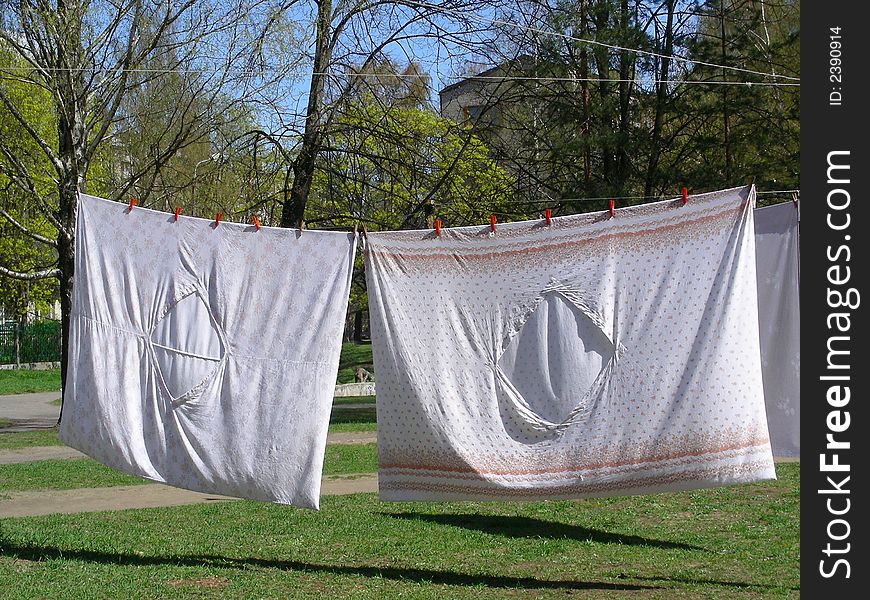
[0,0,267,401]
[244,0,520,229]
[446,0,798,207]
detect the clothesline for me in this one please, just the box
[119,187,797,233]
[512,188,798,205]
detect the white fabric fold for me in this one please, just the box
[754,201,800,457]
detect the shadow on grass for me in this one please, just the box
[329,406,376,425]
[384,513,704,551]
[0,542,655,591]
[626,574,799,592]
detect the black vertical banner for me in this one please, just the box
[801,2,868,596]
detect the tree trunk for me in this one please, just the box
[720,1,732,181]
[592,4,615,192]
[579,0,591,186]
[55,0,85,416]
[353,310,363,343]
[644,0,675,198]
[57,219,74,401]
[14,319,21,369]
[280,0,333,228]
[615,0,632,192]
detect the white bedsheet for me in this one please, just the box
[60,194,356,508]
[366,186,775,501]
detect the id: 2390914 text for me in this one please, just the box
[829,27,843,106]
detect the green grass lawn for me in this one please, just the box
[0,458,148,492]
[0,463,799,598]
[336,342,374,384]
[332,395,375,405]
[0,343,373,395]
[0,429,64,450]
[329,405,376,430]
[0,369,62,395]
[0,408,375,451]
[0,444,378,493]
[328,422,377,433]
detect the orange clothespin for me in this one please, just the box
[435,219,441,237]
[174,207,181,221]
[215,212,222,226]
[128,198,137,211]
[608,199,615,218]
[544,208,551,226]
[681,187,688,206]
[490,214,497,233]
[252,215,261,230]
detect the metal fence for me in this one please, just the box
[0,320,62,365]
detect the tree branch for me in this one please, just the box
[0,88,64,175]
[0,208,58,247]
[0,264,59,281]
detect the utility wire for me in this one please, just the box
[443,74,798,86]
[401,0,799,82]
[0,66,799,87]
[0,2,799,84]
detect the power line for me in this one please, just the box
[402,0,799,82]
[444,74,798,87]
[0,2,800,85]
[0,65,799,87]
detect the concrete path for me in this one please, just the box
[0,474,378,518]
[326,430,376,445]
[0,430,376,466]
[0,446,85,464]
[0,391,374,432]
[0,392,61,431]
[0,429,378,517]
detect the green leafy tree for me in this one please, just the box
[671,0,800,192]
[0,0,267,399]
[458,0,799,209]
[0,47,59,328]
[304,59,519,341]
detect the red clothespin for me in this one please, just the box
[128,198,137,211]
[215,212,222,226]
[174,207,181,221]
[490,214,497,233]
[544,208,551,226]
[434,219,441,237]
[252,215,261,230]
[681,187,688,206]
[608,199,615,218]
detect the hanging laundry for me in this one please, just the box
[365,185,775,501]
[60,194,356,508]
[754,201,800,457]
